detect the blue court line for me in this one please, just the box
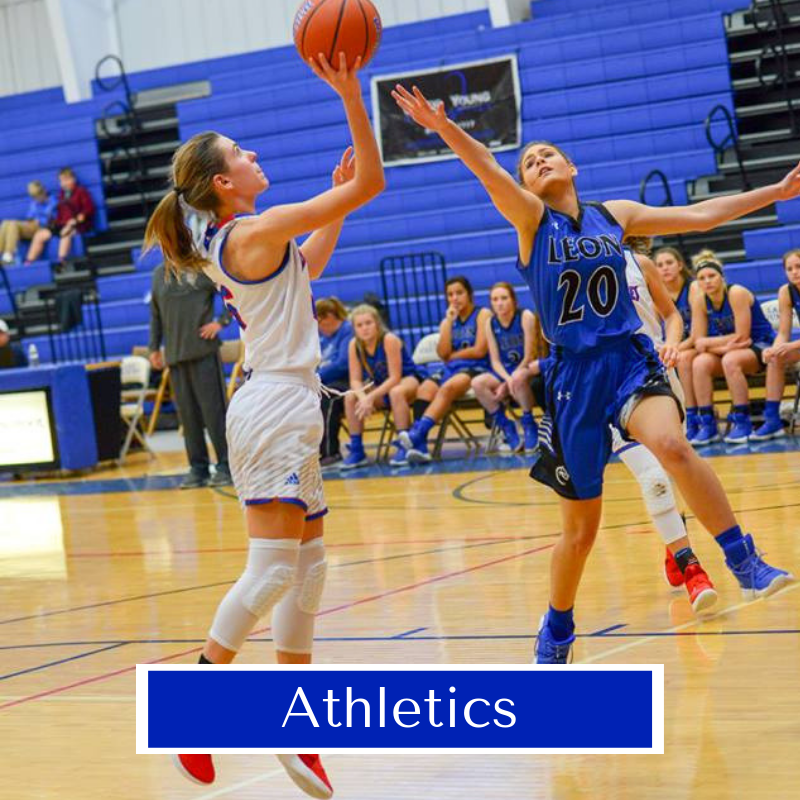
[0,642,127,682]
[392,627,429,639]
[5,629,800,652]
[587,623,628,636]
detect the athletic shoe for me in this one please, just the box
[340,447,369,470]
[209,466,233,487]
[319,453,343,468]
[723,413,752,444]
[180,471,209,489]
[522,419,538,453]
[500,417,522,453]
[685,414,700,443]
[172,754,215,785]
[690,418,720,446]
[398,429,432,464]
[749,417,785,441]
[277,754,334,799]
[389,445,409,467]
[663,548,685,589]
[724,534,794,600]
[533,614,574,664]
[683,563,718,614]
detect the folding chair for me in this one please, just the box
[119,355,155,462]
[132,346,172,436]
[412,332,483,459]
[220,338,245,401]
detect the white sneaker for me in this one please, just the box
[276,754,334,799]
[1,252,14,265]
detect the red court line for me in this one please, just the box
[62,534,537,559]
[0,542,553,712]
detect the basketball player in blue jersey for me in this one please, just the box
[655,247,701,439]
[393,83,795,663]
[471,281,542,453]
[752,249,800,440]
[341,304,424,468]
[400,276,491,463]
[689,251,776,445]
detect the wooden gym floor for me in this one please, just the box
[1,444,799,799]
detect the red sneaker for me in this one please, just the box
[684,563,718,615]
[277,754,334,799]
[664,548,685,589]
[172,754,215,785]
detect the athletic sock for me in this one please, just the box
[733,404,749,417]
[350,433,364,453]
[416,415,435,443]
[765,400,781,420]
[698,405,714,418]
[547,605,575,641]
[413,399,430,421]
[715,525,747,563]
[198,654,213,665]
[674,547,700,574]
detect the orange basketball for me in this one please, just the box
[294,0,382,70]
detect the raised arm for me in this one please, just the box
[607,161,800,237]
[392,85,543,240]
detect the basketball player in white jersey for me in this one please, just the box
[144,52,384,798]
[613,238,718,614]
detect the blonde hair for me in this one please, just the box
[27,180,46,199]
[144,131,227,276]
[315,296,348,321]
[654,246,693,283]
[349,303,386,339]
[624,236,652,256]
[691,248,722,270]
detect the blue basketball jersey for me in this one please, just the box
[491,311,525,371]
[675,279,693,339]
[706,287,774,343]
[358,336,417,384]
[447,307,489,371]
[789,283,800,326]
[516,202,641,353]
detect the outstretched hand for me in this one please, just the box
[776,160,800,201]
[308,52,362,101]
[332,146,356,187]
[391,84,448,132]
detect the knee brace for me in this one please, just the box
[272,537,328,655]
[208,538,299,653]
[639,465,677,518]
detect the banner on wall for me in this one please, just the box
[371,55,522,167]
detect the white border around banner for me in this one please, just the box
[136,663,664,755]
[369,54,523,168]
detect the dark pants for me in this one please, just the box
[170,353,229,475]
[319,381,348,458]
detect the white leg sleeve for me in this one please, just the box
[208,538,300,653]
[618,443,687,546]
[271,537,328,655]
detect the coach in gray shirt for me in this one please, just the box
[148,263,233,489]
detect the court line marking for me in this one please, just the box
[578,582,800,664]
[0,643,127,682]
[0,694,135,702]
[0,543,554,711]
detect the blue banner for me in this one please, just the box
[137,665,663,754]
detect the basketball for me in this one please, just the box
[294,0,382,70]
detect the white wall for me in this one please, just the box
[115,0,489,74]
[0,0,61,97]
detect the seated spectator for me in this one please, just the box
[316,297,353,467]
[0,181,55,266]
[689,250,775,446]
[341,304,424,470]
[751,249,800,440]
[0,320,27,369]
[655,246,702,440]
[399,276,491,464]
[471,282,541,454]
[27,167,94,266]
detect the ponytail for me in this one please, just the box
[143,131,227,276]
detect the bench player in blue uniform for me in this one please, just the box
[655,246,702,439]
[393,83,795,663]
[689,251,776,445]
[471,281,542,453]
[752,249,800,440]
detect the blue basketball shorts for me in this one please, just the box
[530,334,681,500]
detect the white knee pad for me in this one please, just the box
[272,537,328,655]
[639,465,676,517]
[208,538,299,653]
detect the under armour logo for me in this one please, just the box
[285,473,300,486]
[557,391,572,402]
[555,466,570,485]
[553,221,559,230]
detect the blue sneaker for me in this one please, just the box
[685,413,700,443]
[398,428,431,464]
[690,417,720,446]
[749,417,785,441]
[522,419,538,453]
[497,417,522,454]
[724,534,794,600]
[723,412,752,444]
[340,446,369,470]
[388,445,409,467]
[533,614,575,664]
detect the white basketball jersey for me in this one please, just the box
[625,249,663,345]
[202,218,321,380]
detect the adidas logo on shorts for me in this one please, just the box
[285,473,300,486]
